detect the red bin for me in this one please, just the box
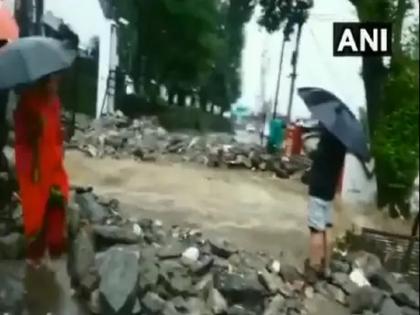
[284,124,303,156]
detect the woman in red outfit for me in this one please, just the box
[14,74,69,266]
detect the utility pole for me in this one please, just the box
[259,38,269,145]
[272,18,294,119]
[286,20,304,122]
[285,0,312,122]
[272,36,287,118]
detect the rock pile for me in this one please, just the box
[65,111,311,179]
[0,186,419,314]
[63,187,419,315]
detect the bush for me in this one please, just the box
[372,57,419,214]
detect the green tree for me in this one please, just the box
[348,0,419,213]
[199,0,254,115]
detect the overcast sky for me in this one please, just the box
[44,0,418,119]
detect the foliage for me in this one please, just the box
[200,0,254,113]
[372,60,419,209]
[114,0,253,112]
[348,0,419,211]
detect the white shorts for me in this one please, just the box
[308,196,333,231]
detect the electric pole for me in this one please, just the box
[286,20,304,122]
[285,0,312,123]
[272,36,286,119]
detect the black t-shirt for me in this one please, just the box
[309,128,346,201]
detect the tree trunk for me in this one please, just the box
[177,90,186,107]
[168,89,176,106]
[361,56,388,136]
[199,94,208,111]
[392,0,410,64]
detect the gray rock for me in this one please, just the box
[212,257,231,273]
[370,270,400,294]
[348,286,386,314]
[280,264,302,284]
[75,192,109,223]
[208,288,228,314]
[330,259,351,274]
[99,248,139,315]
[209,238,237,258]
[141,292,166,314]
[392,284,420,309]
[159,260,192,295]
[227,305,255,315]
[0,261,25,315]
[190,255,214,276]
[158,241,186,259]
[350,251,383,278]
[67,226,99,295]
[93,224,141,246]
[214,270,267,302]
[331,272,359,295]
[258,269,284,294]
[162,301,184,315]
[284,298,303,312]
[194,273,214,299]
[0,232,24,259]
[67,201,81,238]
[401,306,419,315]
[325,283,347,305]
[133,299,142,315]
[138,260,159,293]
[185,297,212,315]
[263,294,285,315]
[171,296,189,312]
[380,298,402,315]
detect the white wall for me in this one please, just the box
[44,0,119,118]
[96,21,119,117]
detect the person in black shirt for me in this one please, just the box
[305,126,346,283]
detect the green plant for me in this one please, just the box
[372,57,419,214]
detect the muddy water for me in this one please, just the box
[65,150,410,262]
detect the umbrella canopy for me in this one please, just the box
[0,6,19,41]
[298,87,371,162]
[0,36,76,90]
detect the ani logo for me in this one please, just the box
[333,23,392,57]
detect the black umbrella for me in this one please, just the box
[0,36,76,90]
[298,87,371,162]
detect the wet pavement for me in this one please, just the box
[23,258,88,315]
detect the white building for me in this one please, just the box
[44,0,119,118]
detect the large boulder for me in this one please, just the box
[99,247,140,315]
[67,225,99,295]
[74,192,109,224]
[93,224,141,248]
[214,270,267,304]
[348,286,386,314]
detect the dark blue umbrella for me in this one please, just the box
[298,87,371,162]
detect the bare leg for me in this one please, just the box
[309,229,325,271]
[323,228,333,274]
